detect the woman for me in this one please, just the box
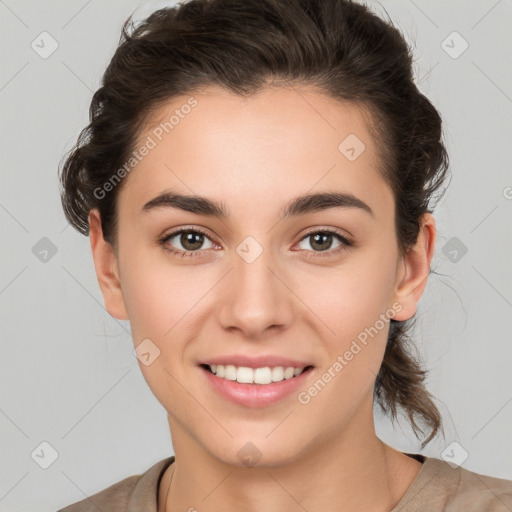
[57,0,512,510]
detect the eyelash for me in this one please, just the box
[158,227,353,259]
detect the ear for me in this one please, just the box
[391,213,436,321]
[88,209,129,320]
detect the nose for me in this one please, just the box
[217,242,294,340]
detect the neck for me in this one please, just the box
[161,402,422,512]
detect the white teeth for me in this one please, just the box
[208,364,307,384]
[271,366,284,382]
[237,366,254,384]
[224,364,237,380]
[254,367,272,384]
[284,367,295,379]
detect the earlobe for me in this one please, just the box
[88,209,129,320]
[392,213,436,322]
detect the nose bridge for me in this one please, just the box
[218,234,292,336]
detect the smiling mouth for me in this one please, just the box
[200,363,314,385]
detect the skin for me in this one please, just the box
[89,85,436,511]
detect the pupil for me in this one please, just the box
[312,233,331,251]
[182,231,203,250]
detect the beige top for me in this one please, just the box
[58,454,512,511]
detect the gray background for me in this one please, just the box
[1,0,511,510]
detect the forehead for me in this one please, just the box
[120,85,393,220]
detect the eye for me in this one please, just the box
[158,227,353,259]
[295,229,352,257]
[158,227,217,258]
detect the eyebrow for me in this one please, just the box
[141,189,374,219]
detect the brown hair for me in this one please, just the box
[59,0,449,448]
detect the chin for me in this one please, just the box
[204,431,308,469]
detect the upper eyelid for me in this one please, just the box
[163,226,215,241]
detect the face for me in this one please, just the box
[90,85,433,468]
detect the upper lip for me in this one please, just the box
[200,355,313,369]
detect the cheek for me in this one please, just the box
[119,240,196,336]
[297,249,397,340]
[119,247,200,407]
[294,269,395,425]
[295,246,398,399]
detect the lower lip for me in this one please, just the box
[200,366,314,408]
